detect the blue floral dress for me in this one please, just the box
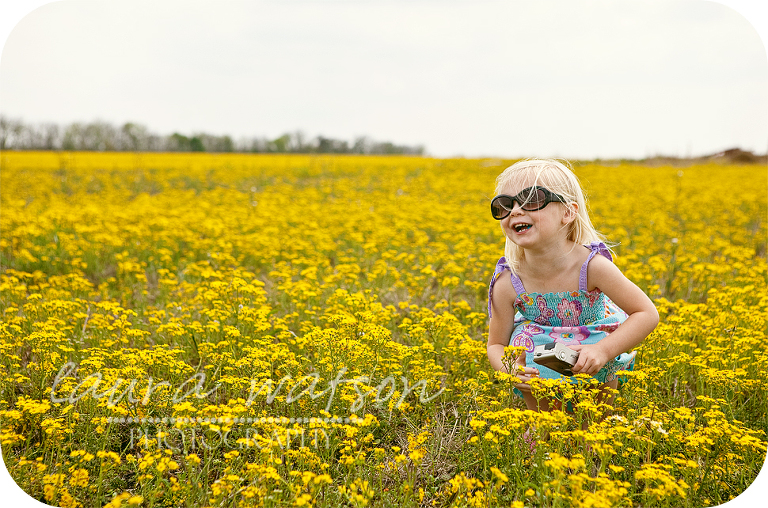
[488,242,636,395]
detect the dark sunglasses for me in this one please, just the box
[490,187,566,220]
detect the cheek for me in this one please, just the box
[563,219,577,239]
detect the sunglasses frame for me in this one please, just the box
[490,186,566,220]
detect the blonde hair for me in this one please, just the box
[494,159,609,273]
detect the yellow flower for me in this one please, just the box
[490,466,509,483]
[69,468,89,488]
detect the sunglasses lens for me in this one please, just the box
[521,188,547,210]
[491,197,512,219]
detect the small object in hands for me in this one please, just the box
[533,342,580,376]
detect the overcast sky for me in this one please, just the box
[0,0,766,159]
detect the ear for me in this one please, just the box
[562,202,578,224]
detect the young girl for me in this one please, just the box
[486,159,659,412]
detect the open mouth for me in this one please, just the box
[514,223,532,233]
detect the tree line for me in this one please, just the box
[0,116,425,155]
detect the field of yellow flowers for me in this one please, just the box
[0,151,766,508]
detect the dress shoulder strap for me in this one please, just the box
[487,257,526,318]
[579,242,613,291]
[510,272,526,295]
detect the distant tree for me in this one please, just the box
[198,133,234,152]
[220,135,234,152]
[12,122,36,149]
[189,136,205,152]
[270,134,290,153]
[248,137,268,153]
[352,136,370,154]
[40,123,61,150]
[292,131,307,152]
[168,133,191,151]
[62,123,84,150]
[0,116,24,150]
[82,121,117,151]
[146,134,164,152]
[121,122,149,151]
[315,136,349,153]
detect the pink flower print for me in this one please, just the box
[511,335,534,353]
[557,299,583,326]
[512,323,544,352]
[534,295,554,325]
[549,326,590,346]
[596,322,620,333]
[586,289,601,307]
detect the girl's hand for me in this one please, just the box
[513,352,539,389]
[569,344,611,376]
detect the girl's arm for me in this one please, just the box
[487,273,540,384]
[570,254,660,376]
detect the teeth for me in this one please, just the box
[514,224,531,232]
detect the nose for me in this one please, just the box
[507,200,524,216]
[500,206,523,223]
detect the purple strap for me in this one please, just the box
[488,258,507,319]
[579,242,612,291]
[487,257,527,318]
[510,273,526,295]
